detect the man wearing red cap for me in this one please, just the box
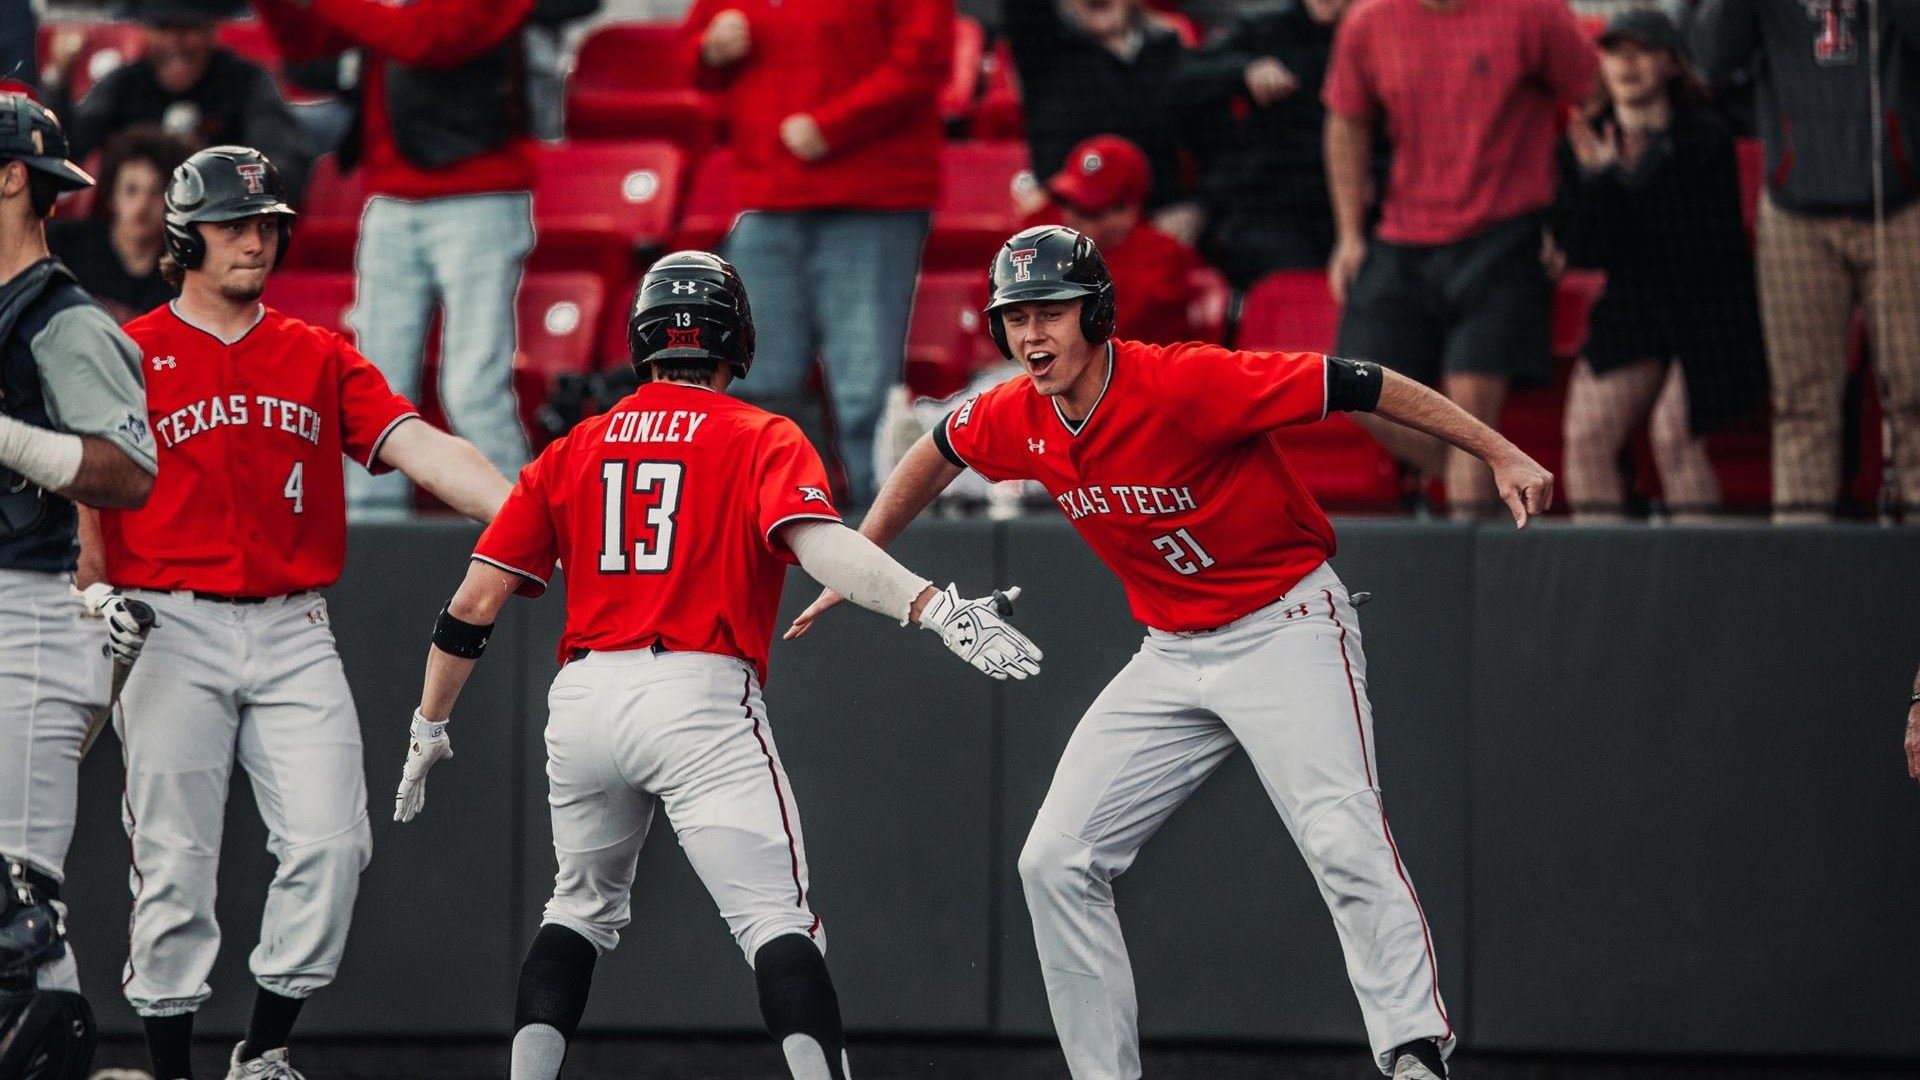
[1038,135,1206,345]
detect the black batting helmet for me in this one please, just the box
[163,145,296,270]
[627,250,756,378]
[0,93,93,194]
[0,860,95,1080]
[984,225,1116,360]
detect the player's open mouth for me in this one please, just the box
[1025,351,1056,377]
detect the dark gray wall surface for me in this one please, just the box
[53,520,1920,1058]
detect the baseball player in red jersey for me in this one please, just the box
[789,225,1556,1080]
[81,146,512,1080]
[391,251,1042,1080]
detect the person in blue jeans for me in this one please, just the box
[686,0,948,505]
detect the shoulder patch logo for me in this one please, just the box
[797,486,829,505]
[115,412,150,446]
[953,396,978,428]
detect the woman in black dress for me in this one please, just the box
[1557,10,1766,520]
[48,125,193,323]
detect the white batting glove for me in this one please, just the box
[80,582,155,667]
[917,584,1043,680]
[394,713,453,823]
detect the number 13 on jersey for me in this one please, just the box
[599,459,685,573]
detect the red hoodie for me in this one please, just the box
[682,0,949,212]
[256,0,537,201]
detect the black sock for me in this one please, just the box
[753,933,847,1080]
[514,923,599,1037]
[144,1013,194,1080]
[1393,1038,1448,1078]
[239,987,305,1061]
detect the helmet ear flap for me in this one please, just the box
[163,218,204,270]
[1080,281,1116,344]
[989,308,1013,360]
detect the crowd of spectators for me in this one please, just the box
[19,0,1920,522]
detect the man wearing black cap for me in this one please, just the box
[0,91,157,1071]
[45,0,313,200]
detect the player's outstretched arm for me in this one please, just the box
[0,414,153,509]
[1369,367,1555,527]
[396,560,522,822]
[377,419,514,523]
[785,433,963,639]
[782,519,1042,679]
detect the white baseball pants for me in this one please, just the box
[0,568,109,995]
[115,590,371,1016]
[538,648,824,965]
[1017,562,1454,1078]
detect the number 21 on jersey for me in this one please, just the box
[599,459,684,573]
[1153,527,1214,576]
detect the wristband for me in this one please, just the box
[431,605,493,659]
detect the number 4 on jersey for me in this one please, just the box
[283,461,304,514]
[599,460,684,573]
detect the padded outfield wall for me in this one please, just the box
[58,520,1920,1058]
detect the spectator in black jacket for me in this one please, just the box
[1175,0,1350,287]
[46,0,313,202]
[1556,9,1765,522]
[1003,0,1205,242]
[47,126,194,323]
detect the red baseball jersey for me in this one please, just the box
[935,340,1337,632]
[98,303,418,596]
[473,381,841,680]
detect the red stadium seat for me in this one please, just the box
[1735,136,1764,240]
[1236,269,1340,354]
[263,270,356,335]
[925,141,1031,269]
[285,154,363,270]
[517,271,607,378]
[905,271,989,400]
[943,16,987,129]
[531,141,687,277]
[1550,270,1607,359]
[1268,416,1401,511]
[37,21,146,101]
[670,148,740,252]
[1187,265,1231,345]
[974,40,1024,142]
[565,23,718,147]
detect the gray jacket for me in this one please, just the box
[1695,0,1920,215]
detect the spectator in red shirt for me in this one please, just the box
[1032,135,1205,345]
[255,0,537,518]
[1323,0,1596,516]
[684,0,949,505]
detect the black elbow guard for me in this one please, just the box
[432,605,494,659]
[1326,356,1384,413]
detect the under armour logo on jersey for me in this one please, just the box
[1009,247,1038,282]
[1282,603,1310,620]
[151,355,177,371]
[1028,438,1045,454]
[671,280,699,294]
[666,327,701,349]
[797,486,829,505]
[234,163,267,194]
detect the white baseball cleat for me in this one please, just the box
[1390,1039,1449,1079]
[224,1043,306,1080]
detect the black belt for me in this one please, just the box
[6,859,59,904]
[566,642,669,664]
[190,589,315,604]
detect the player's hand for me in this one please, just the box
[1243,57,1299,106]
[1328,234,1367,306]
[917,584,1043,680]
[702,9,751,67]
[80,582,156,667]
[1491,452,1555,528]
[784,588,844,641]
[781,114,830,162]
[394,713,453,823]
[1905,704,1920,784]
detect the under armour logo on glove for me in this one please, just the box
[918,584,1043,680]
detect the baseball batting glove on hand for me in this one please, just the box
[918,584,1043,680]
[80,582,155,666]
[394,713,453,823]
